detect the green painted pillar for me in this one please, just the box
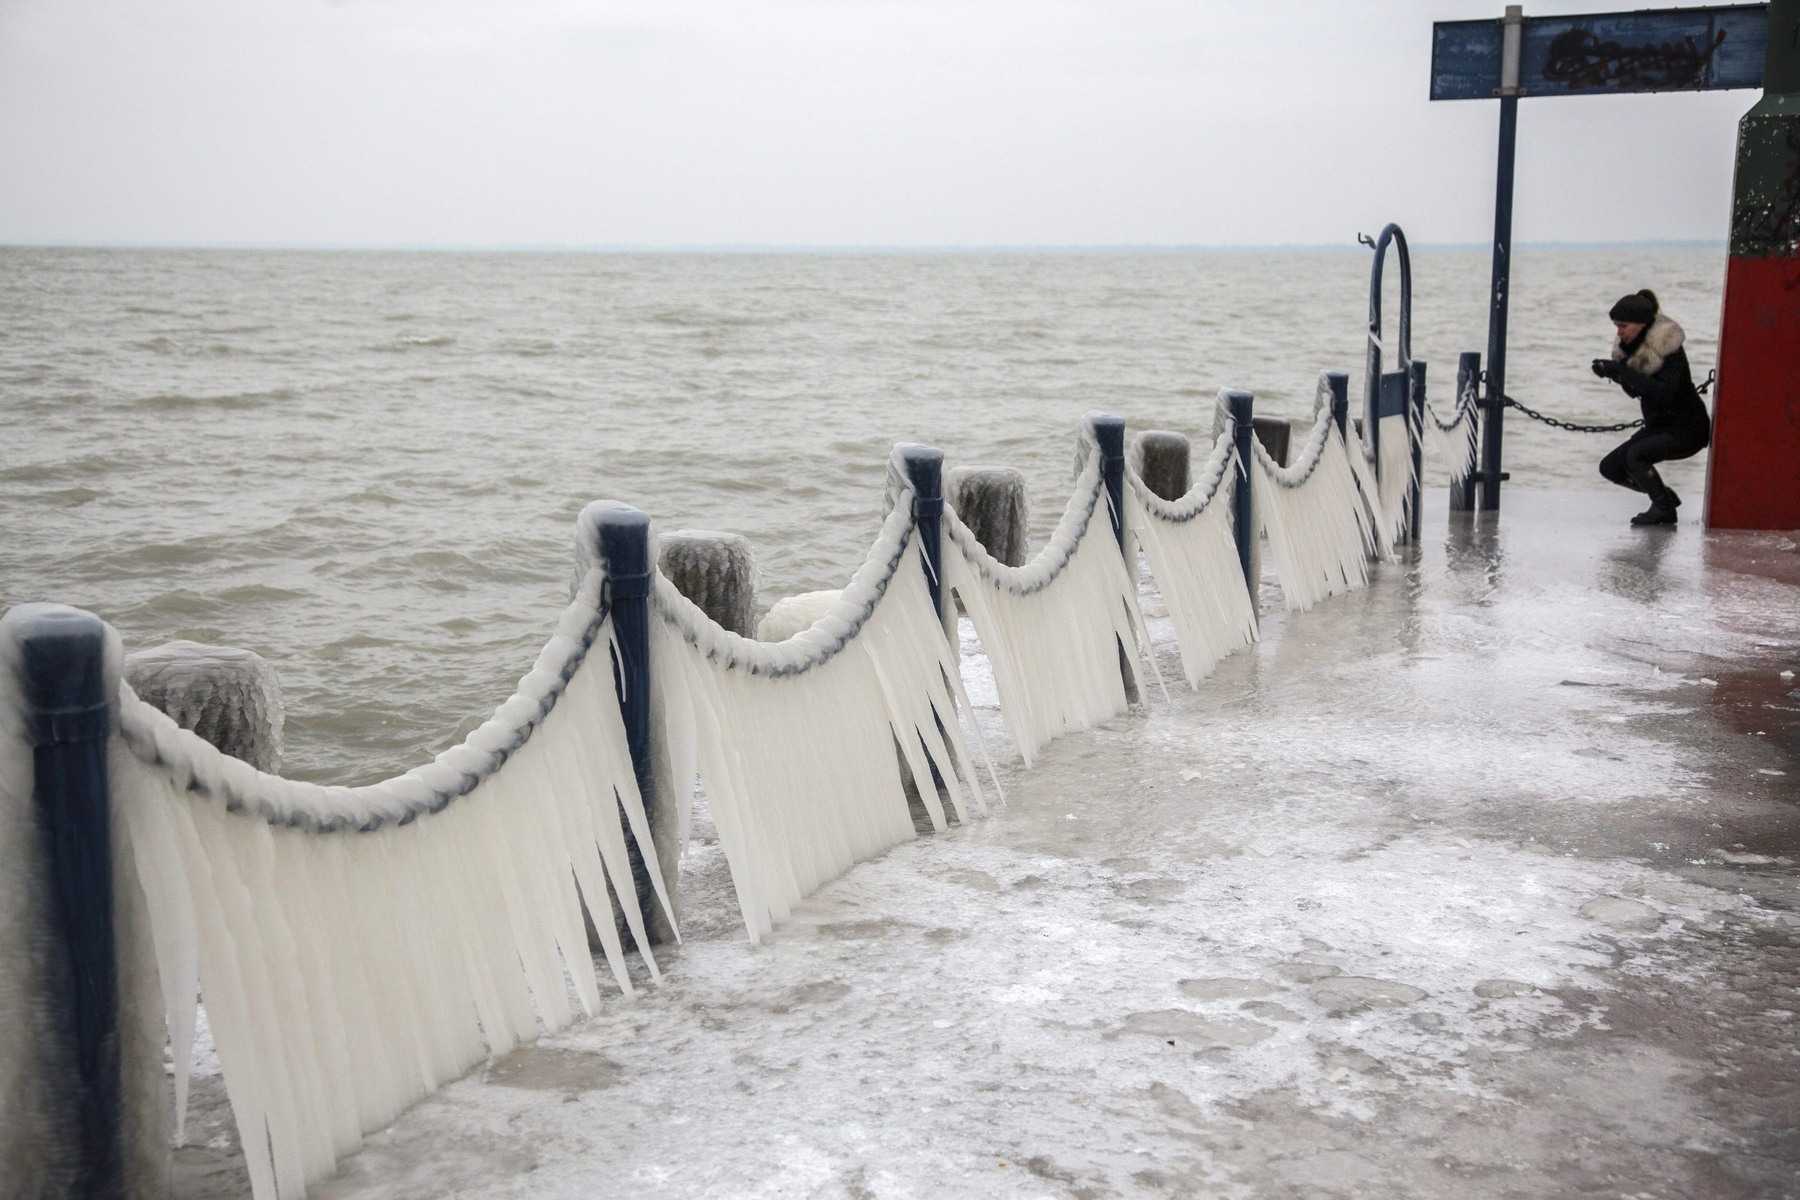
[1705,0,1800,530]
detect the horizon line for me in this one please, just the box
[0,237,1728,254]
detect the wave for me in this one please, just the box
[373,334,457,351]
[138,389,294,410]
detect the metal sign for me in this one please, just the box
[1431,4,1768,100]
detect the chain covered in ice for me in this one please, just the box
[116,515,619,834]
[1125,415,1237,524]
[652,497,916,678]
[1251,404,1339,490]
[939,416,1108,598]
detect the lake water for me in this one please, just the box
[0,246,1723,783]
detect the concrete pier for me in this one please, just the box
[175,492,1800,1200]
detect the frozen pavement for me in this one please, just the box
[176,491,1800,1199]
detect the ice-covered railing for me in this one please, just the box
[5,246,1498,1193]
[646,444,1000,943]
[0,504,676,1200]
[1249,380,1383,613]
[940,414,1163,765]
[1124,405,1259,688]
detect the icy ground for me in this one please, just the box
[175,491,1800,1199]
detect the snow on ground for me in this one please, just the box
[175,492,1800,1199]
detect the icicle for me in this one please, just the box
[1251,410,1373,613]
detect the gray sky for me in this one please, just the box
[0,0,1755,248]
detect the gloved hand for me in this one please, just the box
[1591,358,1618,380]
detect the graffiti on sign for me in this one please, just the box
[1541,26,1729,91]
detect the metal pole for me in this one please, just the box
[1226,390,1256,596]
[898,444,946,622]
[1450,351,1482,512]
[1326,371,1350,441]
[1409,359,1426,543]
[594,507,661,941]
[1090,415,1127,553]
[1480,5,1524,512]
[15,607,123,1199]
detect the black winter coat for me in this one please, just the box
[1609,314,1711,442]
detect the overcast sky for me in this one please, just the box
[0,0,1756,248]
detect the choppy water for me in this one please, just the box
[0,247,1722,783]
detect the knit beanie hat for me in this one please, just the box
[1609,290,1658,324]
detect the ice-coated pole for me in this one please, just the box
[1451,352,1482,512]
[1325,371,1349,441]
[1409,359,1426,544]
[15,608,124,1198]
[1226,390,1256,595]
[898,444,946,621]
[595,507,661,939]
[1090,414,1127,552]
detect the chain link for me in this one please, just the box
[1476,368,1717,436]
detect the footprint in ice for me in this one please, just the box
[1179,978,1280,1000]
[1276,963,1342,984]
[1119,1010,1274,1046]
[1578,897,1662,932]
[483,1046,623,1095]
[1473,979,1536,999]
[1309,977,1428,1015]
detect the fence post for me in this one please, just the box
[1326,371,1350,442]
[898,445,946,623]
[594,508,668,944]
[13,607,124,1198]
[1409,359,1426,544]
[1226,390,1256,597]
[1450,352,1481,513]
[1090,415,1127,552]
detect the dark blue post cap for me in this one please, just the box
[1224,390,1254,426]
[595,507,653,600]
[1089,415,1125,462]
[16,609,110,747]
[896,444,946,618]
[897,444,944,516]
[1089,414,1127,551]
[1325,372,1350,440]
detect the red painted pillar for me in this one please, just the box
[1705,0,1800,530]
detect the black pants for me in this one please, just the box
[1599,426,1709,501]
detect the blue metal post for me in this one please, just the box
[1090,415,1127,552]
[1479,91,1519,512]
[1451,351,1482,512]
[898,445,945,621]
[1226,390,1256,596]
[594,508,660,939]
[1326,371,1350,441]
[16,608,123,1199]
[1409,359,1426,543]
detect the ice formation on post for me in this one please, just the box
[1250,403,1375,613]
[1422,384,1478,489]
[649,449,998,943]
[18,507,678,1200]
[1125,424,1258,688]
[941,416,1157,766]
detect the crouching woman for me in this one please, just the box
[1591,289,1711,526]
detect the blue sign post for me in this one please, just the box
[1429,4,1770,513]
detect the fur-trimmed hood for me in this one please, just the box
[1611,312,1685,376]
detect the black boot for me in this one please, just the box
[1631,485,1680,526]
